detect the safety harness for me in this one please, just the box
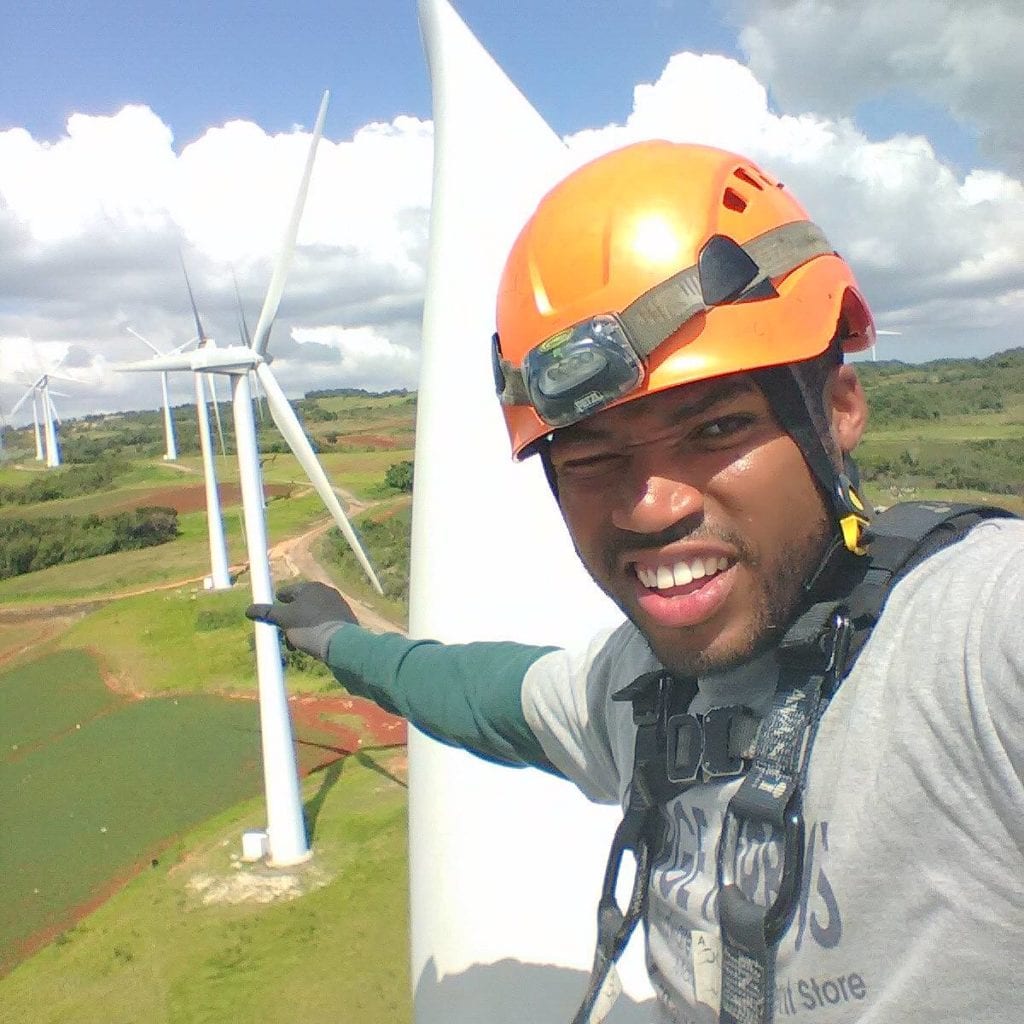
[572,501,1018,1024]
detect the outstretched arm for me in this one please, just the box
[247,582,559,772]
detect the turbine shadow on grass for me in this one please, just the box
[302,742,408,842]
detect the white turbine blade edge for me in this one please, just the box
[256,362,384,595]
[208,375,228,456]
[171,335,200,354]
[113,352,195,373]
[250,91,330,358]
[253,370,266,423]
[127,326,163,356]
[10,385,35,417]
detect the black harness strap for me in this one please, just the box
[716,503,1017,1024]
[570,502,1017,1024]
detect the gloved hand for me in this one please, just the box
[246,581,358,662]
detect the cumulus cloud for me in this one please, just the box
[0,104,431,423]
[564,51,1024,362]
[729,0,1024,173]
[0,21,1021,425]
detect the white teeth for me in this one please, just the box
[637,556,731,591]
[672,562,693,587]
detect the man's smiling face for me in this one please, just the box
[548,373,844,677]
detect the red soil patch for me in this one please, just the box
[106,482,291,515]
[290,692,407,774]
[334,433,399,450]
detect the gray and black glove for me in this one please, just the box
[246,581,358,662]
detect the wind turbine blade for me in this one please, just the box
[256,362,383,594]
[206,375,228,456]
[179,253,210,345]
[250,91,329,358]
[171,335,200,354]
[127,326,164,356]
[10,385,35,417]
[232,269,253,347]
[114,352,196,373]
[49,397,62,426]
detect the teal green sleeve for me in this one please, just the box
[325,624,561,773]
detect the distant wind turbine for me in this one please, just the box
[126,327,183,461]
[116,91,382,866]
[125,327,231,589]
[873,329,903,362]
[10,368,72,468]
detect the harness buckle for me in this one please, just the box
[665,705,751,784]
[717,781,805,954]
[702,705,748,778]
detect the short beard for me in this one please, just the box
[595,512,832,679]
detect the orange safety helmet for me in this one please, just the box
[493,140,875,461]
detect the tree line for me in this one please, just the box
[0,459,125,505]
[0,507,179,579]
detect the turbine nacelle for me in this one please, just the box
[114,346,264,375]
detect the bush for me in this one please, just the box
[0,506,180,580]
[383,461,414,493]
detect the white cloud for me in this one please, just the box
[289,324,419,392]
[0,104,432,424]
[0,27,1021,426]
[562,51,1024,362]
[730,0,1024,173]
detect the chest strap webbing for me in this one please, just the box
[718,502,1017,1024]
[570,501,1017,1024]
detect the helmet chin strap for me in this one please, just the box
[750,362,872,588]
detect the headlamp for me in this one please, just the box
[493,221,835,432]
[521,315,645,428]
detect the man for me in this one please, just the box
[249,141,1023,1023]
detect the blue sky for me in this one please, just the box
[0,0,1021,421]
[2,0,983,167]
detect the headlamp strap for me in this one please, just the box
[621,221,832,362]
[495,221,834,410]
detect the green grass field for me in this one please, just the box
[1,370,1019,1020]
[0,642,405,986]
[0,649,268,972]
[0,749,411,1024]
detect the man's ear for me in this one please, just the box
[828,364,868,455]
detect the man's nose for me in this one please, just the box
[610,473,703,535]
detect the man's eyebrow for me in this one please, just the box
[666,378,758,421]
[561,377,758,444]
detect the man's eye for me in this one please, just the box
[695,414,754,440]
[556,451,621,476]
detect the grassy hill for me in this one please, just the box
[0,356,1021,1019]
[0,390,416,1018]
[854,347,1024,512]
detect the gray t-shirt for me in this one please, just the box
[522,518,1024,1023]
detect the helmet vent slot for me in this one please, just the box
[732,167,765,191]
[722,187,747,213]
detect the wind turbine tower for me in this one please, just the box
[117,92,382,865]
[11,374,69,468]
[127,327,181,461]
[125,327,230,588]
